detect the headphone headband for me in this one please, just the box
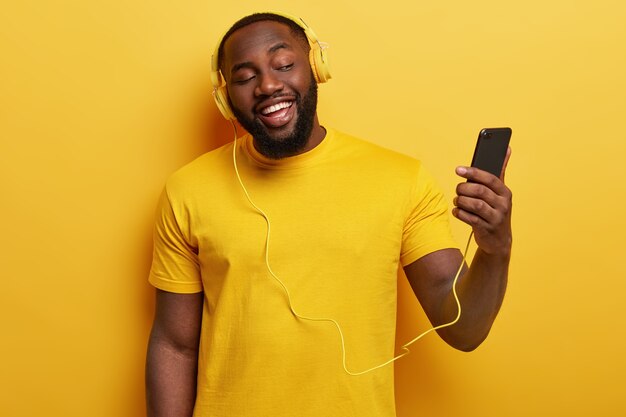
[210,12,331,120]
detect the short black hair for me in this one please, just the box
[217,13,310,72]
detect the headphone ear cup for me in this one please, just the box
[309,43,331,84]
[210,54,235,120]
[210,67,235,120]
[213,85,235,120]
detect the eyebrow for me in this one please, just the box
[229,42,291,75]
[268,42,289,54]
[231,61,254,74]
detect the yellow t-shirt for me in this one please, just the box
[149,128,457,417]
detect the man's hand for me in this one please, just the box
[452,147,512,257]
[404,148,513,351]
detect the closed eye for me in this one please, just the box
[277,63,294,71]
[233,75,255,85]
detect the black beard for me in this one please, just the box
[231,79,318,159]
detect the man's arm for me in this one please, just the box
[146,289,203,417]
[404,148,512,351]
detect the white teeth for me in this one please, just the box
[261,101,292,115]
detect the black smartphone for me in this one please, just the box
[470,127,512,178]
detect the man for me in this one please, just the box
[146,12,512,417]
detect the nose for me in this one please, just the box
[254,71,283,97]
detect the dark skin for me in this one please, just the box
[146,20,512,416]
[222,21,326,156]
[146,290,202,417]
[405,151,512,351]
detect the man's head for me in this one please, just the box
[213,13,329,159]
[217,13,311,72]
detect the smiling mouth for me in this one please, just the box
[261,101,293,115]
[257,100,295,128]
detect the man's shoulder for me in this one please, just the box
[330,128,423,172]
[164,141,234,195]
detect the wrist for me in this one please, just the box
[477,242,512,261]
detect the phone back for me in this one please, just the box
[470,127,512,177]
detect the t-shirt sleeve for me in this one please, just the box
[400,163,459,266]
[148,187,203,293]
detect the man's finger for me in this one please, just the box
[500,146,512,181]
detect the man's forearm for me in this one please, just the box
[146,331,199,417]
[437,248,510,351]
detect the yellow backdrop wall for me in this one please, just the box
[1,1,624,416]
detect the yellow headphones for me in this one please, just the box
[210,12,332,120]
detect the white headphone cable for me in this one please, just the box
[230,120,471,375]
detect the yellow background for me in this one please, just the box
[1,1,624,416]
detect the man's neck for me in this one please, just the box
[297,116,326,155]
